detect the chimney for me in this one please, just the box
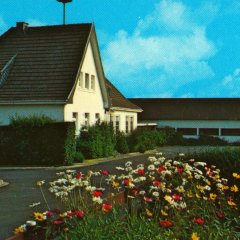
[16,22,29,32]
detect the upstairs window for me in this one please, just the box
[91,75,95,90]
[79,72,83,88]
[85,113,90,126]
[85,73,90,89]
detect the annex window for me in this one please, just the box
[85,113,90,127]
[85,73,90,89]
[79,72,83,88]
[126,116,129,133]
[130,117,134,132]
[199,128,219,136]
[91,75,95,90]
[177,128,197,135]
[115,116,120,132]
[221,128,240,136]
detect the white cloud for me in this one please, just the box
[0,16,7,34]
[26,19,46,27]
[103,0,217,97]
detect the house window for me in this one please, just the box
[126,116,129,133]
[85,73,90,89]
[115,116,120,132]
[91,75,95,90]
[79,72,83,88]
[221,128,240,136]
[199,128,219,136]
[95,113,100,123]
[177,128,197,135]
[85,113,90,126]
[72,112,77,119]
[130,117,134,132]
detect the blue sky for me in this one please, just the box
[1,0,240,98]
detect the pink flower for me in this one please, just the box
[144,197,152,203]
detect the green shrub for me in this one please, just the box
[116,132,129,154]
[157,127,185,145]
[74,152,85,163]
[77,122,116,159]
[10,114,55,127]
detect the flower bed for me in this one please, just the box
[14,153,240,239]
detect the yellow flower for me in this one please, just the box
[205,180,211,186]
[228,200,237,207]
[36,180,45,187]
[233,173,240,179]
[188,175,193,179]
[196,185,204,191]
[59,213,67,218]
[213,175,220,181]
[33,212,44,221]
[112,181,119,188]
[14,226,25,234]
[191,232,200,240]
[230,185,239,193]
[164,195,173,204]
[221,185,229,191]
[161,209,168,216]
[209,193,217,201]
[146,208,153,217]
[187,191,193,198]
[196,193,201,199]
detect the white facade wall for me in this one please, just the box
[139,120,240,142]
[110,110,138,133]
[64,42,106,134]
[0,104,64,125]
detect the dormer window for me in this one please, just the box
[85,73,90,89]
[91,75,95,90]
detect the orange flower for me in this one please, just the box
[160,220,173,228]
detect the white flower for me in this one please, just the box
[125,167,133,172]
[173,161,180,165]
[66,170,76,173]
[92,197,103,204]
[148,157,157,162]
[29,202,41,208]
[148,165,155,171]
[116,167,125,171]
[125,161,132,167]
[139,190,146,195]
[152,191,159,197]
[26,221,36,226]
[179,153,185,157]
[194,162,207,167]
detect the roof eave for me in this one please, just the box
[0,100,65,105]
[110,106,143,113]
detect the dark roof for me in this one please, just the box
[0,23,92,102]
[106,79,142,111]
[129,98,240,120]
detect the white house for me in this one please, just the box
[129,98,240,142]
[0,22,142,134]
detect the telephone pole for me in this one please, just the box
[57,0,73,25]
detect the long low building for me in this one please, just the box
[129,98,240,142]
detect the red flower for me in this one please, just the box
[67,211,75,217]
[172,194,181,201]
[54,219,64,225]
[102,203,112,212]
[123,178,130,186]
[217,211,224,219]
[177,167,183,173]
[194,217,204,225]
[158,166,165,173]
[75,210,84,218]
[45,211,53,217]
[93,191,103,197]
[153,180,161,187]
[144,197,152,203]
[137,168,145,176]
[160,220,173,228]
[131,188,138,195]
[75,172,83,179]
[100,170,110,175]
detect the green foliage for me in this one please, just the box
[77,122,116,159]
[74,152,85,163]
[127,129,167,153]
[0,122,76,166]
[10,114,55,128]
[116,131,129,154]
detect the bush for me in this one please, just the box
[0,121,76,166]
[74,152,85,163]
[76,122,116,159]
[116,132,129,154]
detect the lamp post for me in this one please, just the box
[57,0,73,25]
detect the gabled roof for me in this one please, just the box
[0,22,108,104]
[106,79,142,111]
[129,98,240,120]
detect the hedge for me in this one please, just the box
[0,122,76,166]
